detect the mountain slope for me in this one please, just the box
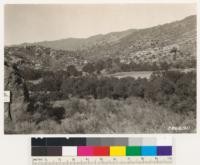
[5,15,196,71]
[34,15,196,65]
[36,29,135,51]
[35,15,195,54]
[84,15,196,59]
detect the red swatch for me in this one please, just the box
[93,146,109,156]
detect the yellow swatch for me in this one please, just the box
[110,146,126,156]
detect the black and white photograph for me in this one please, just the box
[4,3,196,134]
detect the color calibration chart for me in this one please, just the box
[31,137,173,165]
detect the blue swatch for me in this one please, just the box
[141,146,157,156]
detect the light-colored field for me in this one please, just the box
[109,71,152,79]
[27,78,43,85]
[108,68,195,79]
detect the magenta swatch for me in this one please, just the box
[77,146,94,156]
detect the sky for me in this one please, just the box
[4,4,196,45]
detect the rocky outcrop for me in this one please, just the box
[4,61,29,122]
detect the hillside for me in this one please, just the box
[35,29,135,51]
[35,16,196,55]
[83,15,196,65]
[4,45,85,71]
[36,15,196,67]
[5,15,196,72]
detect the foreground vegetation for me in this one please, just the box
[4,97,196,134]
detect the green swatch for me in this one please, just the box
[126,146,141,156]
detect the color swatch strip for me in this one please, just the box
[32,138,172,157]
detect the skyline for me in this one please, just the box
[5,4,196,45]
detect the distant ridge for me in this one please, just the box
[30,15,196,52]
